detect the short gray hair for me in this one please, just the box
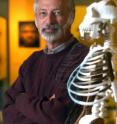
[33,0,75,15]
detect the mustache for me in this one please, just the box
[42,24,61,32]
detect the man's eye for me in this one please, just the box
[54,11,61,16]
[39,11,47,17]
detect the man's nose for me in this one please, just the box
[46,13,56,24]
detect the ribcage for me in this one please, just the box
[67,44,114,106]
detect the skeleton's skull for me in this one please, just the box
[79,0,117,40]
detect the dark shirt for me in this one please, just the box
[3,38,89,124]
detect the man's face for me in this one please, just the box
[35,0,70,42]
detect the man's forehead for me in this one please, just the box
[38,0,67,8]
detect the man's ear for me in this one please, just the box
[71,13,75,24]
[35,14,38,28]
[68,12,75,25]
[35,17,38,28]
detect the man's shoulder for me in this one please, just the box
[27,50,43,61]
[21,50,44,68]
[71,38,89,54]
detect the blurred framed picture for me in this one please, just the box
[19,21,39,47]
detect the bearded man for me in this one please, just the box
[3,0,89,124]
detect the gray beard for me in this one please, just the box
[40,28,63,43]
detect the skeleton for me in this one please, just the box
[67,0,117,124]
[67,42,114,124]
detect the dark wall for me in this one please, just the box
[0,0,8,18]
[0,0,100,18]
[75,0,100,5]
[0,0,9,86]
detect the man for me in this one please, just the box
[3,0,89,124]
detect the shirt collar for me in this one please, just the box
[44,36,74,54]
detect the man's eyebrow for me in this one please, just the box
[38,8,62,12]
[38,9,46,11]
[53,9,61,11]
